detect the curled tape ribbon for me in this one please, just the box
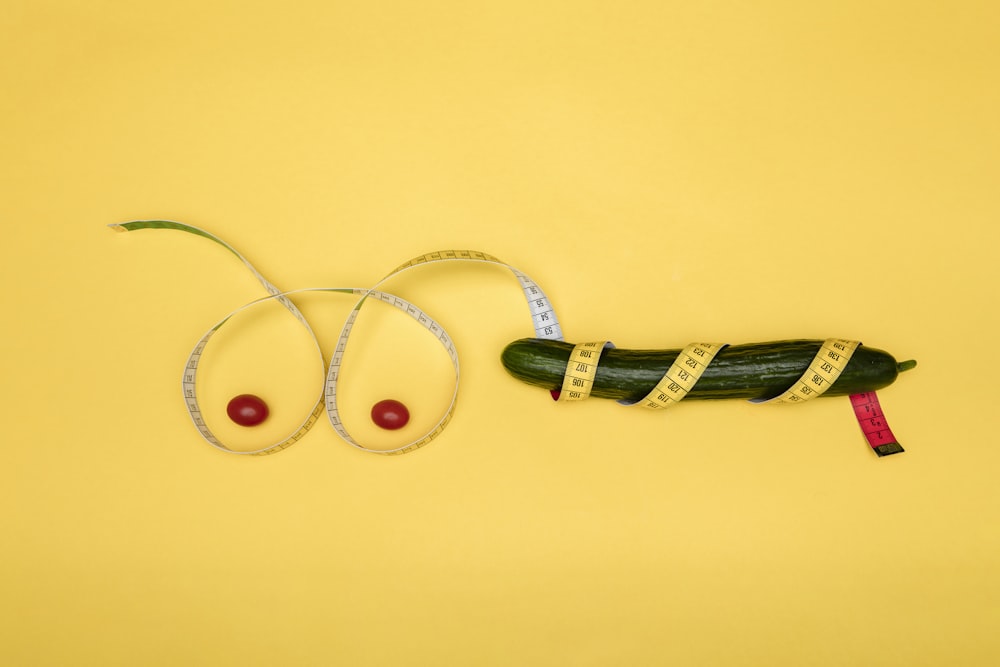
[112,220,562,456]
[558,339,861,407]
[115,220,903,457]
[557,339,904,455]
[631,342,728,408]
[755,339,860,404]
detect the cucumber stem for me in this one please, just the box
[897,360,917,372]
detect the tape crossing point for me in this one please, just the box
[112,220,562,455]
[113,220,905,457]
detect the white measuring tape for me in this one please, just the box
[112,220,562,455]
[113,220,903,457]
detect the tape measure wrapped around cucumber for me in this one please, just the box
[501,338,916,404]
[501,338,916,456]
[111,219,915,457]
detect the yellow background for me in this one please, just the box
[3,1,999,664]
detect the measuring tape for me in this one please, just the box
[112,220,562,455]
[556,339,905,456]
[112,220,904,457]
[850,392,905,457]
[628,342,728,408]
[558,341,614,401]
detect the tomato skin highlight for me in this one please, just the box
[227,394,269,426]
[371,399,410,430]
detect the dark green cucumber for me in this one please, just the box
[501,338,915,403]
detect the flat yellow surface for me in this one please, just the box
[3,2,999,665]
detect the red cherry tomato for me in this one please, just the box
[371,399,410,430]
[227,394,269,426]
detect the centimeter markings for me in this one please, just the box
[325,287,460,455]
[563,339,861,408]
[557,337,905,456]
[630,342,727,408]
[559,341,611,401]
[181,288,348,455]
[115,220,904,458]
[113,221,562,456]
[758,339,860,404]
[850,391,905,456]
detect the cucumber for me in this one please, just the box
[500,338,916,403]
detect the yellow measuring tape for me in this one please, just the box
[634,342,727,408]
[557,339,860,407]
[758,338,860,404]
[113,220,894,456]
[559,341,613,400]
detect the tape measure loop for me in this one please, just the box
[115,221,908,458]
[114,221,564,455]
[558,341,613,401]
[323,289,461,455]
[628,342,727,409]
[754,338,861,405]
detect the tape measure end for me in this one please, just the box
[874,442,905,457]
